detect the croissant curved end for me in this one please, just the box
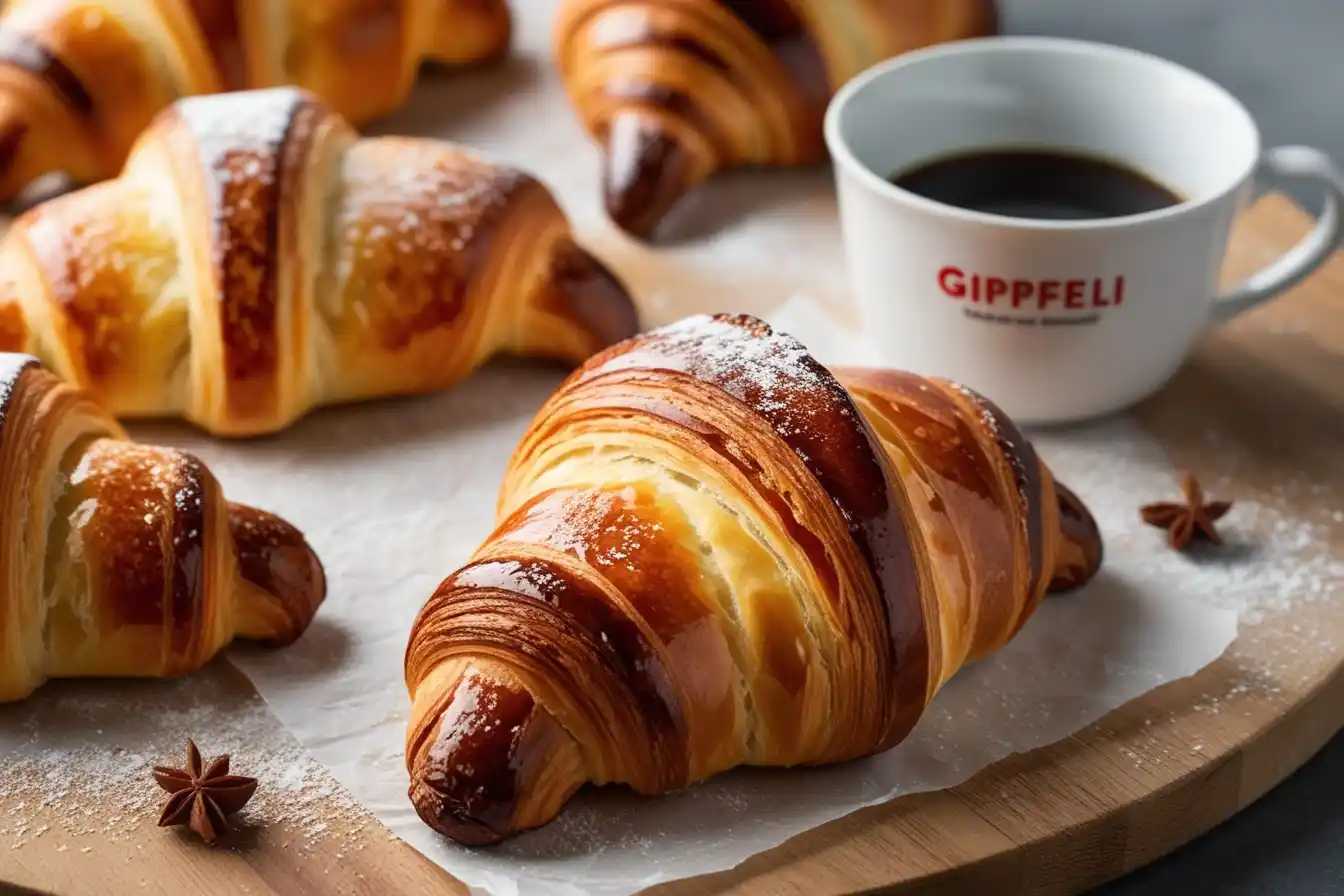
[227,502,327,646]
[601,113,709,240]
[1049,481,1104,592]
[407,665,584,846]
[0,111,30,203]
[409,748,512,847]
[429,0,513,65]
[547,238,641,357]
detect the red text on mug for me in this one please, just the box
[938,267,1125,310]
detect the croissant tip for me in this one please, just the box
[601,115,707,241]
[548,239,641,353]
[0,114,29,202]
[603,185,660,241]
[1049,481,1104,592]
[227,503,327,645]
[427,0,513,66]
[408,774,509,847]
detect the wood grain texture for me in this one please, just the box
[1,193,1341,896]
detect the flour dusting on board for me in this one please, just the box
[0,669,367,856]
[1036,426,1344,627]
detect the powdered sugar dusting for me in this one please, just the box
[331,140,529,349]
[649,314,830,409]
[536,490,620,566]
[949,380,1036,522]
[175,88,299,171]
[591,314,860,458]
[337,138,525,271]
[0,667,369,856]
[1036,418,1344,632]
[506,488,658,574]
[589,495,660,573]
[0,352,29,428]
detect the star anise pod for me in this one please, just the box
[152,740,258,844]
[1140,472,1233,550]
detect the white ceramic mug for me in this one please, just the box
[824,36,1344,424]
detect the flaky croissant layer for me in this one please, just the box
[0,353,326,703]
[404,313,1102,845]
[0,87,638,436]
[0,0,512,199]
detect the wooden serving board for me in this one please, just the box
[2,194,1343,896]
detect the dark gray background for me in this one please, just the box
[1004,1,1343,893]
[1007,0,1340,213]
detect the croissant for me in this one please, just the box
[0,352,326,703]
[0,0,511,200]
[404,312,1103,844]
[554,0,998,239]
[0,87,638,437]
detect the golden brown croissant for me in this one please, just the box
[404,312,1103,845]
[0,87,638,436]
[0,0,511,199]
[0,352,326,703]
[555,0,997,239]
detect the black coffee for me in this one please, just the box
[889,149,1182,221]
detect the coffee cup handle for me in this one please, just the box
[1213,145,1344,324]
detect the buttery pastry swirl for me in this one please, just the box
[0,352,326,703]
[404,312,1103,845]
[0,87,637,436]
[555,0,998,238]
[0,0,512,199]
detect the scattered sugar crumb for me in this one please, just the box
[1038,419,1344,630]
[0,671,368,854]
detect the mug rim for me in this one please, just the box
[823,35,1262,232]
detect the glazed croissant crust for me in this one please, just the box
[0,0,512,199]
[0,352,326,703]
[404,312,1102,845]
[0,87,637,436]
[555,0,997,238]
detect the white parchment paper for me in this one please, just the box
[140,369,1241,896]
[125,2,1252,892]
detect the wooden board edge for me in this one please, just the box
[858,652,1344,895]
